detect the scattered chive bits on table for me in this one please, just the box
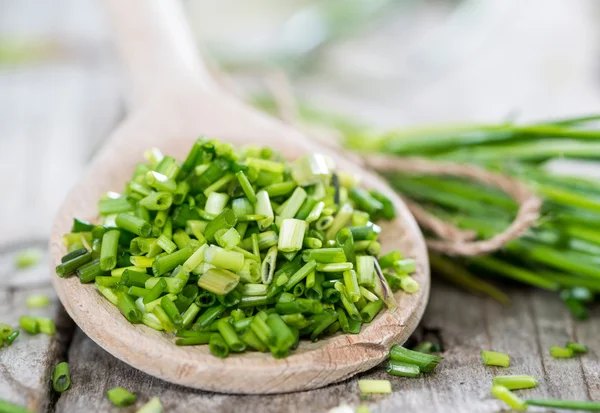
[56,137,416,358]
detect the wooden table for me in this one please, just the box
[1,0,598,412]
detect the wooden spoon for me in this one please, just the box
[49,0,430,394]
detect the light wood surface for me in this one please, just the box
[48,0,430,393]
[2,0,599,410]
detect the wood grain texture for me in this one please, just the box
[49,85,430,393]
[53,283,599,413]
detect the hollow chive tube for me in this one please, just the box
[550,346,574,358]
[335,282,361,320]
[95,276,120,288]
[157,234,177,254]
[308,310,338,341]
[116,290,142,323]
[306,273,324,300]
[56,251,92,277]
[295,197,318,221]
[209,333,229,358]
[143,278,167,304]
[389,345,442,372]
[266,313,296,357]
[357,255,375,287]
[153,306,176,333]
[323,288,341,304]
[525,399,600,411]
[301,248,346,263]
[173,181,190,205]
[176,332,212,346]
[146,170,177,192]
[250,312,274,346]
[6,330,19,345]
[336,308,350,333]
[264,181,296,197]
[161,295,182,326]
[216,318,245,352]
[198,268,240,295]
[493,375,538,390]
[127,286,149,297]
[275,298,323,315]
[481,350,510,367]
[121,269,150,288]
[152,245,196,276]
[386,360,420,378]
[360,299,383,323]
[19,316,39,334]
[192,304,226,330]
[76,259,106,283]
[61,247,88,263]
[255,190,274,230]
[343,270,360,302]
[240,231,279,251]
[181,303,200,329]
[336,228,355,265]
[278,219,307,252]
[349,187,384,215]
[348,225,381,241]
[99,230,120,271]
[139,191,173,211]
[235,171,257,204]
[284,260,317,291]
[204,208,237,242]
[317,262,353,272]
[240,328,267,352]
[98,197,134,215]
[0,324,12,339]
[52,362,71,392]
[491,385,527,411]
[107,387,136,407]
[115,213,152,237]
[195,291,217,308]
[154,210,168,228]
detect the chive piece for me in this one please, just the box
[204,209,237,242]
[335,282,361,320]
[323,288,341,304]
[491,385,527,411]
[0,324,13,339]
[37,318,56,335]
[205,192,230,215]
[349,187,384,215]
[216,318,245,352]
[99,230,120,271]
[566,342,588,354]
[302,248,346,263]
[266,313,296,357]
[192,305,226,330]
[235,171,257,204]
[52,362,71,392]
[276,187,307,226]
[153,306,176,333]
[176,333,212,346]
[61,247,88,263]
[161,296,182,326]
[240,328,267,352]
[56,251,92,277]
[19,316,39,334]
[204,246,244,272]
[115,213,152,236]
[278,219,307,252]
[308,309,338,341]
[116,291,142,323]
[143,278,166,304]
[76,259,106,283]
[215,228,241,250]
[525,399,600,411]
[389,345,443,372]
[209,333,229,358]
[343,269,360,302]
[15,248,42,269]
[136,396,163,413]
[107,387,136,407]
[326,203,353,240]
[26,294,50,308]
[386,360,420,377]
[550,346,575,358]
[493,375,538,390]
[255,190,275,230]
[6,330,20,345]
[198,269,240,295]
[284,260,318,291]
[139,191,173,211]
[358,380,392,394]
[481,350,510,367]
[360,299,383,323]
[152,245,196,276]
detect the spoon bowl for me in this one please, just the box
[49,1,429,394]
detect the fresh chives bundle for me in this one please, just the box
[57,138,413,358]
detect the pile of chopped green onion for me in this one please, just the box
[57,138,416,358]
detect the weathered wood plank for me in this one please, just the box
[54,282,599,413]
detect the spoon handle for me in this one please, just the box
[102,0,216,107]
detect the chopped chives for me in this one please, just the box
[217,318,245,352]
[493,375,538,390]
[235,171,257,204]
[198,269,240,295]
[152,245,196,276]
[56,251,92,277]
[481,350,510,367]
[15,248,42,269]
[6,330,20,345]
[146,170,177,192]
[52,362,71,392]
[276,187,307,226]
[386,360,420,377]
[325,202,353,240]
[139,191,173,211]
[278,219,306,252]
[358,380,392,394]
[490,385,527,411]
[107,387,136,407]
[115,213,152,236]
[37,318,56,335]
[343,270,360,302]
[525,399,600,411]
[100,230,120,271]
[566,341,588,353]
[19,316,39,334]
[360,299,383,322]
[550,346,574,358]
[204,246,244,272]
[26,294,50,308]
[136,397,163,413]
[389,345,443,372]
[209,333,229,358]
[255,190,275,230]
